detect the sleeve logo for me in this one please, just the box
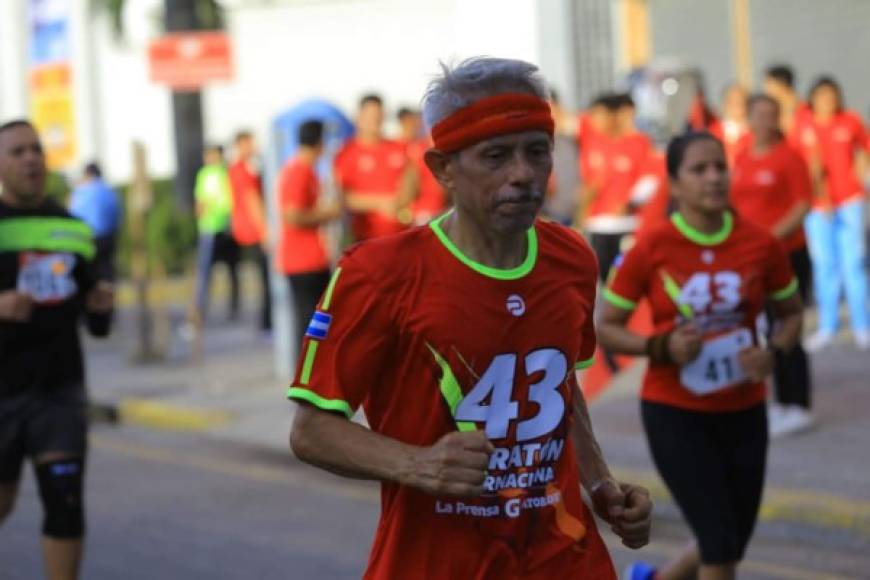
[305,311,332,340]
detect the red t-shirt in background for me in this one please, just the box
[731,141,812,252]
[791,109,869,207]
[334,138,408,240]
[228,159,265,245]
[577,113,607,189]
[585,133,654,220]
[606,213,796,413]
[276,157,329,275]
[288,218,615,580]
[405,138,447,223]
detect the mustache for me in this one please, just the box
[496,189,545,204]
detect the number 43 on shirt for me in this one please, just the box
[454,348,568,442]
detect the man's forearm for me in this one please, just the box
[772,201,809,240]
[570,389,612,492]
[345,192,395,213]
[290,404,417,484]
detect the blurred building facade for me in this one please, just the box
[0,0,868,183]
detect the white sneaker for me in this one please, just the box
[804,331,835,353]
[771,405,816,439]
[769,405,793,439]
[854,330,870,351]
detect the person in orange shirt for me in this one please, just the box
[228,131,271,333]
[397,107,449,225]
[732,95,814,437]
[602,132,803,580]
[334,95,411,241]
[276,120,341,346]
[793,77,870,351]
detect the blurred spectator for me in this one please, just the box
[334,94,410,241]
[276,120,340,345]
[582,93,654,282]
[542,88,580,226]
[69,162,121,281]
[732,94,815,435]
[191,144,238,326]
[714,83,750,165]
[764,64,812,136]
[228,130,271,333]
[396,107,423,144]
[794,77,869,351]
[575,93,615,226]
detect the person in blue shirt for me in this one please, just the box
[69,162,121,281]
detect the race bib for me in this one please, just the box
[17,252,78,304]
[680,328,753,396]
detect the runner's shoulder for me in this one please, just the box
[338,226,433,284]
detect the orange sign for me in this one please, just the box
[148,32,233,90]
[30,63,76,169]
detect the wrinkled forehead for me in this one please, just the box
[468,130,553,151]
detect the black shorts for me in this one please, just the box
[0,385,88,483]
[641,401,767,564]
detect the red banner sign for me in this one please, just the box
[148,32,233,90]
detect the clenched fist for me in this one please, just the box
[739,346,774,382]
[668,323,703,365]
[403,431,494,498]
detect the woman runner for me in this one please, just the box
[600,132,803,580]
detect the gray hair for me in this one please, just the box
[421,57,549,132]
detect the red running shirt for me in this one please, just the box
[790,110,869,207]
[605,213,797,413]
[731,141,812,252]
[276,157,329,275]
[288,218,615,580]
[334,138,408,240]
[585,133,654,220]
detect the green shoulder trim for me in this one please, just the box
[574,357,595,371]
[429,211,537,280]
[671,211,733,246]
[287,387,353,419]
[0,217,94,259]
[770,277,799,301]
[603,288,637,311]
[321,268,342,311]
[426,344,477,432]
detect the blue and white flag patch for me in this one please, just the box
[306,311,332,340]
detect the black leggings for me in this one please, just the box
[641,401,768,564]
[590,232,627,283]
[771,247,812,408]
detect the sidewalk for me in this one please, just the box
[86,298,870,550]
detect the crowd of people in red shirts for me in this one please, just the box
[216,63,868,440]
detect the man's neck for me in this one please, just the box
[680,206,724,235]
[357,133,381,146]
[441,210,529,270]
[297,148,318,164]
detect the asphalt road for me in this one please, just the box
[1,424,865,579]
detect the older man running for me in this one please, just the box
[288,57,652,579]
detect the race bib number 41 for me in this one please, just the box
[17,252,77,304]
[680,328,753,396]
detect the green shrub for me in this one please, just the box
[115,178,197,277]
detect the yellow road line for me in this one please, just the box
[117,400,232,432]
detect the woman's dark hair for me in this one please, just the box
[665,132,723,179]
[808,76,844,113]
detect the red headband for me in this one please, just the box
[430,93,555,153]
